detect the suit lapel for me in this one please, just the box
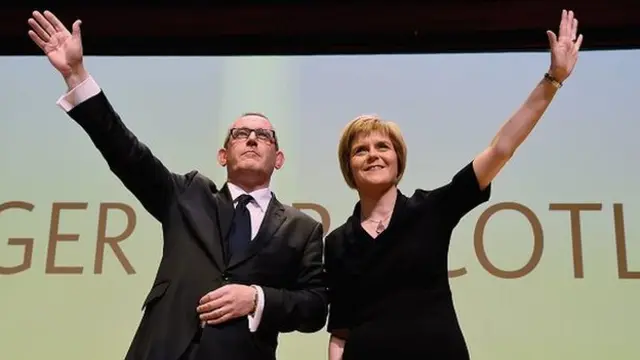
[216,183,235,259]
[228,196,286,269]
[177,179,227,270]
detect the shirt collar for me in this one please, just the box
[227,182,272,212]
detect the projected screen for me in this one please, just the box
[1,51,638,360]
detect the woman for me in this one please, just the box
[324,10,582,360]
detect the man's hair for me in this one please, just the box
[337,114,407,189]
[241,112,269,119]
[223,112,279,150]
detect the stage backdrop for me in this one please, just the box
[1,51,638,360]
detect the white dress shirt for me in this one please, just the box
[56,76,269,332]
[226,182,272,332]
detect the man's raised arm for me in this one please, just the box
[28,10,184,221]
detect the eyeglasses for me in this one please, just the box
[229,127,276,143]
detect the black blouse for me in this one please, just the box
[324,161,491,357]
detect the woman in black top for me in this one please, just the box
[325,10,582,360]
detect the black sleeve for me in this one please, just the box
[67,91,188,222]
[325,233,352,338]
[418,161,491,227]
[260,222,329,333]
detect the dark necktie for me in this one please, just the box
[228,194,253,259]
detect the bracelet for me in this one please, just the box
[544,72,563,89]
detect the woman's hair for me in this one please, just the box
[337,114,408,189]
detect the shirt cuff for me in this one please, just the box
[247,285,265,333]
[56,76,101,112]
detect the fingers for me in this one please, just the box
[199,292,213,305]
[71,20,82,39]
[27,17,49,41]
[565,10,574,39]
[197,296,226,321]
[555,9,581,46]
[557,9,566,39]
[27,10,71,50]
[196,286,241,325]
[199,284,232,305]
[207,312,234,325]
[27,30,47,50]
[31,11,57,37]
[197,286,233,313]
[557,9,576,41]
[197,296,226,314]
[43,10,67,33]
[199,305,233,323]
[199,306,227,321]
[201,306,236,325]
[574,34,584,52]
[561,10,569,39]
[546,30,557,48]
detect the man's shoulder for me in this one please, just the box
[176,170,219,193]
[278,203,325,243]
[281,203,321,227]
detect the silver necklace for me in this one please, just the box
[362,212,392,234]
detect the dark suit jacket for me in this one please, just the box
[66,91,328,360]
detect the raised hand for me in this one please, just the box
[546,9,583,83]
[27,10,83,78]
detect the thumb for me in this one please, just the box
[546,30,557,48]
[71,20,82,39]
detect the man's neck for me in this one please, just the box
[227,170,271,193]
[358,185,397,221]
[227,180,269,194]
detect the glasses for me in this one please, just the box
[229,127,277,144]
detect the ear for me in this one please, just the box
[217,148,227,167]
[274,150,285,170]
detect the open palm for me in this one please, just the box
[546,9,583,83]
[28,10,83,77]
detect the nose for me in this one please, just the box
[366,148,380,160]
[246,131,258,144]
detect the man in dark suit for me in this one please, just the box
[27,10,328,360]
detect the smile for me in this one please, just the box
[364,165,384,171]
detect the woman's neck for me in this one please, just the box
[358,185,397,221]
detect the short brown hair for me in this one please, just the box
[337,114,407,189]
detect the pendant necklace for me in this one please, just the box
[363,212,392,234]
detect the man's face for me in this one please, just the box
[217,115,284,179]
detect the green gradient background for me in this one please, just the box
[1,52,638,359]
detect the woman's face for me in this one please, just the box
[349,131,399,191]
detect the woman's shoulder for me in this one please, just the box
[325,218,351,247]
[395,188,442,211]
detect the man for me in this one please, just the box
[27,10,328,360]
